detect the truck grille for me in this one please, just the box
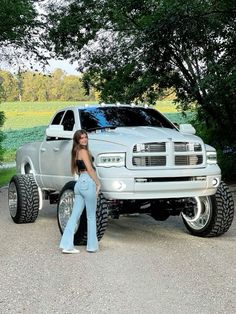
[133,142,166,152]
[133,156,166,166]
[175,155,203,166]
[132,141,204,167]
[174,142,202,152]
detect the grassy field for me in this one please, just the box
[0,100,194,162]
[0,100,180,130]
[0,101,97,130]
[0,167,16,188]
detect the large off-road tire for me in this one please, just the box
[182,181,234,237]
[57,181,109,245]
[8,174,40,223]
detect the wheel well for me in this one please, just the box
[24,163,32,174]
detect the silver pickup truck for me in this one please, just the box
[8,104,234,243]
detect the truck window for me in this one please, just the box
[46,110,74,141]
[61,110,75,131]
[51,111,65,125]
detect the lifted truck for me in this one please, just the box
[8,104,234,243]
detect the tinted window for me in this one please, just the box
[61,110,75,131]
[51,111,64,125]
[79,106,174,131]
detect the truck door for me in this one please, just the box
[40,109,75,190]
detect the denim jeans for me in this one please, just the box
[59,173,98,252]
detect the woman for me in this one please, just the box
[59,129,101,254]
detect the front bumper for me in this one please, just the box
[97,165,221,200]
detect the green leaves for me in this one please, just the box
[0,0,36,42]
[45,1,236,151]
[0,69,96,102]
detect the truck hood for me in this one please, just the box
[89,126,203,148]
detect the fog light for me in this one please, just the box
[212,178,220,187]
[112,181,126,191]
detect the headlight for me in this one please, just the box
[207,151,217,164]
[96,153,125,167]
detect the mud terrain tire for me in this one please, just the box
[182,181,234,237]
[8,175,40,223]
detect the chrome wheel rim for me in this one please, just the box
[58,189,79,232]
[182,196,212,230]
[8,181,18,218]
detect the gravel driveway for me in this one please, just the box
[0,186,235,314]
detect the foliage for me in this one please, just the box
[0,0,48,163]
[192,119,236,181]
[0,0,36,43]
[0,167,16,188]
[0,0,48,68]
[0,110,5,162]
[3,126,46,151]
[47,0,236,154]
[0,101,97,130]
[1,100,177,131]
[0,69,96,102]
[0,71,19,101]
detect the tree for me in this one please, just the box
[61,74,97,101]
[61,75,86,101]
[0,74,6,162]
[47,1,236,142]
[0,69,96,102]
[21,72,42,101]
[0,0,37,43]
[0,110,5,163]
[0,0,47,161]
[0,0,48,68]
[48,69,65,100]
[0,71,18,101]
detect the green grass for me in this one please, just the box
[0,100,178,130]
[165,112,195,124]
[0,101,97,130]
[0,167,16,188]
[154,100,178,113]
[2,149,16,162]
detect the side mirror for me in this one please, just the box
[46,125,74,139]
[179,124,196,135]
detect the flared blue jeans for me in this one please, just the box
[59,173,98,252]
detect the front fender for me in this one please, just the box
[16,142,42,185]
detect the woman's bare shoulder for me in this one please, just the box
[79,148,89,158]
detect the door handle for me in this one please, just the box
[40,148,46,152]
[53,147,60,152]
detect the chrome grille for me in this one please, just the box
[133,142,166,152]
[174,142,202,152]
[132,141,204,167]
[133,156,166,166]
[175,155,203,166]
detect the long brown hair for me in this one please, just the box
[71,129,88,174]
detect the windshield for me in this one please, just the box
[79,106,175,131]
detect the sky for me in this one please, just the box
[0,2,81,76]
[45,59,80,75]
[0,58,80,76]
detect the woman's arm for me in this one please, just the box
[80,149,101,194]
